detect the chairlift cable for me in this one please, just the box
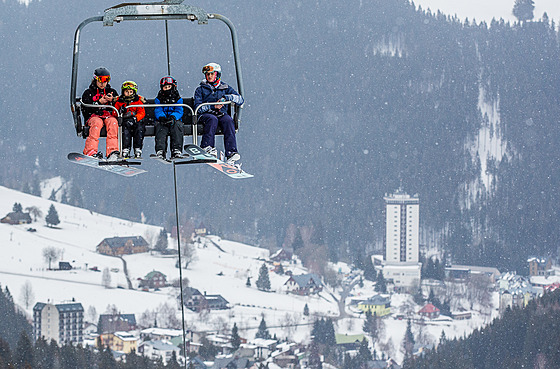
[165,20,172,76]
[173,161,189,368]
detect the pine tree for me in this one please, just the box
[45,204,60,228]
[154,228,168,252]
[303,303,309,316]
[358,338,372,362]
[402,319,415,359]
[231,323,241,350]
[363,255,376,281]
[256,317,271,339]
[246,277,251,287]
[14,333,33,369]
[12,202,22,213]
[375,271,387,293]
[513,0,535,23]
[256,263,271,291]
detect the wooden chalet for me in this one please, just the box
[96,236,149,256]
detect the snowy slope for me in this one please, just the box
[0,184,498,362]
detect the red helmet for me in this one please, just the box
[160,76,177,89]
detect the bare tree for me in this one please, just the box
[181,243,198,269]
[87,305,98,323]
[139,309,157,328]
[102,268,112,288]
[158,302,180,329]
[25,206,43,222]
[19,281,35,309]
[42,247,60,269]
[467,274,492,311]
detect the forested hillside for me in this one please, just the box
[2,0,559,272]
[402,289,560,369]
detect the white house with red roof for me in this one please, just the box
[418,303,440,319]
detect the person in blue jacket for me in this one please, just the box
[194,63,244,163]
[154,76,184,159]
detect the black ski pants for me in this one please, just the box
[155,119,184,153]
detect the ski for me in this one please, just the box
[67,153,146,177]
[184,144,254,179]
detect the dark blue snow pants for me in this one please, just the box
[199,113,238,157]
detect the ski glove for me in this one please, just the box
[124,117,136,129]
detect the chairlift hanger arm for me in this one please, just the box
[70,0,244,136]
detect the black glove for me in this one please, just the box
[123,111,134,119]
[124,117,136,129]
[165,116,176,126]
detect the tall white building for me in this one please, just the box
[33,301,84,344]
[380,190,421,289]
[384,190,419,263]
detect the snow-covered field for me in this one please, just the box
[0,184,498,362]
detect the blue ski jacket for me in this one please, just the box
[194,80,244,115]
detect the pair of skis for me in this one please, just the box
[67,144,253,179]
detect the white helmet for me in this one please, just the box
[202,62,221,75]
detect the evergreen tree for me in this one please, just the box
[358,338,372,362]
[231,323,241,350]
[246,277,251,287]
[513,0,535,22]
[12,202,22,213]
[256,263,271,291]
[166,351,181,369]
[45,204,60,228]
[292,228,304,253]
[0,338,13,368]
[402,319,415,360]
[256,316,271,339]
[14,333,33,369]
[154,228,168,252]
[363,255,377,281]
[303,303,309,316]
[375,271,387,293]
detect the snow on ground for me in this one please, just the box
[0,184,498,361]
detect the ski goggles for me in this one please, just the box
[95,75,111,83]
[160,76,176,85]
[122,81,137,91]
[202,65,216,74]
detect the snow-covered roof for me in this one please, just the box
[141,327,183,337]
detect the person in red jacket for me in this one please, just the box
[114,81,146,158]
[81,67,119,160]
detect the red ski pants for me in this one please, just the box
[83,115,119,156]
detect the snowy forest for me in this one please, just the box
[1,0,560,273]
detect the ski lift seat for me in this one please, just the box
[78,97,237,138]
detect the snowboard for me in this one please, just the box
[149,152,218,166]
[67,153,146,177]
[184,144,254,179]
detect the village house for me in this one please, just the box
[182,287,230,311]
[1,211,32,225]
[527,257,553,277]
[96,236,149,256]
[418,303,440,319]
[335,334,365,351]
[270,248,293,262]
[97,313,137,334]
[98,331,138,354]
[284,274,323,295]
[498,272,541,314]
[357,295,391,317]
[140,327,183,341]
[139,270,167,289]
[138,340,181,365]
[194,222,208,237]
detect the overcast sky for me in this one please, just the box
[414,0,560,23]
